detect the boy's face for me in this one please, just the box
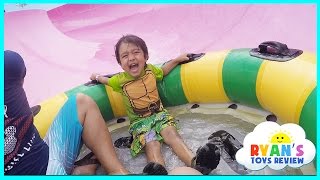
[118,42,147,78]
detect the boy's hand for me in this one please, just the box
[162,53,190,76]
[90,73,100,81]
[90,73,109,85]
[172,53,190,64]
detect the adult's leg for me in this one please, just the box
[76,94,128,175]
[72,163,97,175]
[160,126,194,166]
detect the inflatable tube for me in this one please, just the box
[33,48,316,149]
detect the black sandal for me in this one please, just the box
[114,136,133,149]
[208,130,250,174]
[142,162,168,175]
[191,142,220,175]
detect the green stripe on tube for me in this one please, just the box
[222,49,263,109]
[299,87,316,148]
[157,65,188,107]
[65,84,114,121]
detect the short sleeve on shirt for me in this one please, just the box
[148,64,163,81]
[108,75,122,92]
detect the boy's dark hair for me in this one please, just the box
[114,34,149,64]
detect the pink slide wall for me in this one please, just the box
[5,4,316,106]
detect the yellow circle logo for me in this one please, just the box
[270,131,292,144]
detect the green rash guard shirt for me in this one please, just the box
[108,64,164,124]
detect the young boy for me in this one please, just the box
[91,34,220,174]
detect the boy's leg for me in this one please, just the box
[144,140,167,175]
[160,126,194,166]
[76,94,128,175]
[145,140,165,165]
[161,126,220,175]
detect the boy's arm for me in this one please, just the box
[161,53,189,76]
[90,73,109,85]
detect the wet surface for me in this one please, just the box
[78,112,303,175]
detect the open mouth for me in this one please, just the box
[129,63,139,72]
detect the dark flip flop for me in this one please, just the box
[114,136,133,149]
[162,53,206,66]
[74,152,100,166]
[191,142,221,175]
[208,130,250,175]
[249,41,303,61]
[142,162,168,175]
[84,73,119,86]
[179,53,206,65]
[209,130,243,160]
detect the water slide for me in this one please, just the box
[4,4,316,106]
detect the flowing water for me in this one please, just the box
[79,105,303,175]
[78,106,305,175]
[109,113,255,175]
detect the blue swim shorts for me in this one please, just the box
[44,95,83,175]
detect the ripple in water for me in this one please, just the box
[79,113,303,175]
